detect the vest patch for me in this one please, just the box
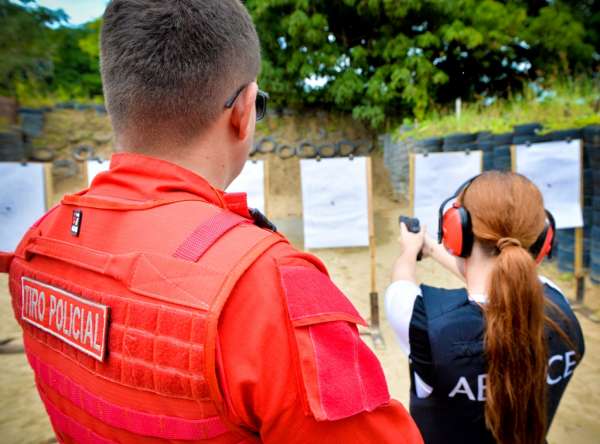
[21,277,109,361]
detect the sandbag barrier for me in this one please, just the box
[408,124,600,283]
[250,137,374,160]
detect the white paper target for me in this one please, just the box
[87,159,110,186]
[515,140,583,229]
[0,163,47,251]
[300,157,369,249]
[227,160,265,214]
[413,151,482,236]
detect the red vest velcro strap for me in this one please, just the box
[174,211,249,262]
[307,321,390,421]
[22,236,116,275]
[39,389,116,444]
[28,353,229,440]
[0,252,14,273]
[279,266,367,327]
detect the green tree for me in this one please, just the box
[50,19,103,100]
[0,0,66,97]
[247,0,597,130]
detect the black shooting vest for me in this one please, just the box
[409,283,585,444]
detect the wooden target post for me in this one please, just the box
[408,153,415,216]
[366,156,385,349]
[43,162,54,211]
[574,140,585,303]
[263,157,271,219]
[83,162,90,188]
[511,142,586,304]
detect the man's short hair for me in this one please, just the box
[101,0,260,146]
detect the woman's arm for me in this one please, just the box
[423,235,466,283]
[392,224,465,283]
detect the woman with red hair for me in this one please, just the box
[386,171,584,444]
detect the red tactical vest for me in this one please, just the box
[2,190,286,443]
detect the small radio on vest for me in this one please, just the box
[399,216,423,261]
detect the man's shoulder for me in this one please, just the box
[242,239,366,324]
[224,237,390,422]
[252,238,326,273]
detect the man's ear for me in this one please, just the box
[230,82,258,141]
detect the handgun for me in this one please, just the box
[399,216,423,261]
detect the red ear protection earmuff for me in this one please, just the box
[529,210,556,264]
[438,177,477,258]
[438,175,556,263]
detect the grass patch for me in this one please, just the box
[397,78,600,140]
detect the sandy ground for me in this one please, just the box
[1,153,599,443]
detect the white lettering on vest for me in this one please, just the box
[448,376,476,401]
[448,351,580,398]
[564,351,576,378]
[56,299,64,331]
[63,303,73,336]
[37,291,45,321]
[72,307,81,341]
[21,277,109,362]
[93,313,102,351]
[547,351,579,385]
[547,354,564,385]
[477,374,487,401]
[84,311,94,347]
[49,294,57,325]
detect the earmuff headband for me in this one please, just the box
[438,174,556,263]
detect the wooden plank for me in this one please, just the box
[575,139,585,303]
[263,158,271,219]
[480,149,484,172]
[366,156,384,349]
[43,163,54,211]
[408,153,415,217]
[510,144,517,172]
[366,156,376,294]
[83,161,90,188]
[575,228,584,276]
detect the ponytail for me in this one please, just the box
[484,240,547,444]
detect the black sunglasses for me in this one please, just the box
[224,85,269,121]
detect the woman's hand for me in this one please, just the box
[392,223,425,283]
[398,222,425,260]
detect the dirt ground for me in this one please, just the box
[1,153,599,443]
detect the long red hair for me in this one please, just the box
[461,172,548,444]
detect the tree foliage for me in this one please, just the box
[0,0,597,128]
[0,0,66,97]
[247,0,598,129]
[0,0,102,102]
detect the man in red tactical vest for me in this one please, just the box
[1,1,423,442]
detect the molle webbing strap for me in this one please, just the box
[28,353,229,441]
[173,212,250,262]
[40,390,117,444]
